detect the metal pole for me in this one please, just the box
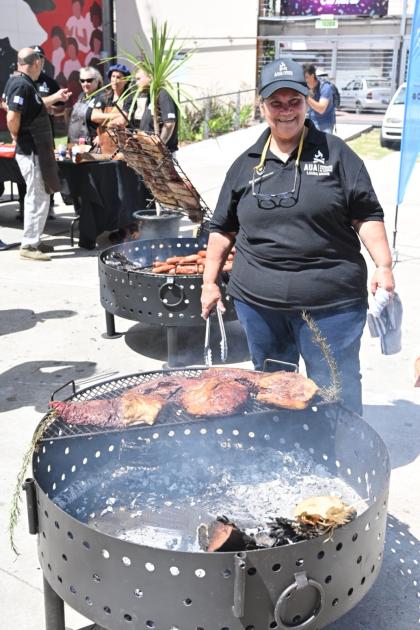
[203,98,210,139]
[102,311,123,339]
[234,91,241,130]
[392,203,399,256]
[22,478,38,535]
[166,327,179,367]
[102,0,116,58]
[43,576,65,630]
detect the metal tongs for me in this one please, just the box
[204,306,228,366]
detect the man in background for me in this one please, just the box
[303,63,335,134]
[5,47,71,260]
[134,68,179,154]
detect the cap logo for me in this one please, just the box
[274,62,293,78]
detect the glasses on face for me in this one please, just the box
[80,78,94,84]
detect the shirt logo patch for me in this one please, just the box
[313,150,325,164]
[13,95,24,105]
[304,151,333,177]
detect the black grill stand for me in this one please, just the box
[98,238,237,367]
[102,310,188,367]
[43,576,65,630]
[101,311,123,340]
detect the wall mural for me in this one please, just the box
[1,0,104,104]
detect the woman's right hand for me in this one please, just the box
[201,282,225,320]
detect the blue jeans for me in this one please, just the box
[234,300,367,416]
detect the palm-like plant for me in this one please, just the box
[113,19,194,134]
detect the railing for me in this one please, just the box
[179,88,257,140]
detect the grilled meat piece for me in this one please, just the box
[49,391,165,428]
[126,374,190,401]
[204,367,264,391]
[256,371,318,410]
[49,399,121,427]
[179,376,249,416]
[119,390,165,425]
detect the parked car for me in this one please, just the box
[380,83,406,149]
[340,77,392,114]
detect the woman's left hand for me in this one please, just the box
[371,265,395,296]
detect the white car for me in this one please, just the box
[380,83,406,149]
[340,77,391,114]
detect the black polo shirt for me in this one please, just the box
[34,71,60,98]
[139,88,179,153]
[4,73,43,155]
[210,121,384,311]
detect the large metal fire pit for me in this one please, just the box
[27,369,390,630]
[98,237,236,365]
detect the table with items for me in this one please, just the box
[0,156,149,248]
[57,158,149,248]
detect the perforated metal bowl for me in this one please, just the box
[29,370,390,630]
[99,237,236,328]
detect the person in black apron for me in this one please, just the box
[32,44,64,219]
[68,66,127,146]
[5,47,71,260]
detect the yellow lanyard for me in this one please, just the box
[254,126,306,175]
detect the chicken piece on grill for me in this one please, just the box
[179,376,249,416]
[119,390,165,426]
[256,371,318,410]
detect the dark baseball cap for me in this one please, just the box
[259,58,309,99]
[31,45,45,57]
[108,63,131,78]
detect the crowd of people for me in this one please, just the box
[1,44,179,260]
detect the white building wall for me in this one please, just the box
[114,0,259,99]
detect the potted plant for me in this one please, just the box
[108,20,196,229]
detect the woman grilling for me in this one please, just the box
[200,58,395,416]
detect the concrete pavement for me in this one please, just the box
[0,121,418,630]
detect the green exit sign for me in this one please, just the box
[315,17,338,28]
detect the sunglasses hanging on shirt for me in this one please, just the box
[251,127,305,208]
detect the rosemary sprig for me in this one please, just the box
[301,310,341,404]
[9,412,57,555]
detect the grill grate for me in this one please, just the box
[42,369,283,441]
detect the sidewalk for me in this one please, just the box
[0,122,418,630]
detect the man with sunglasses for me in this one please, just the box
[5,47,71,260]
[201,58,395,416]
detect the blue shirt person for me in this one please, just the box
[303,64,336,134]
